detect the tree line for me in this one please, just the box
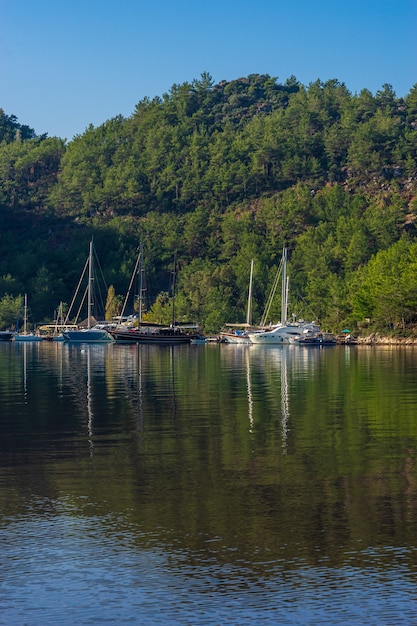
[0,72,417,333]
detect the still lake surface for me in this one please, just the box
[0,340,417,625]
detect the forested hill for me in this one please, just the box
[1,73,417,334]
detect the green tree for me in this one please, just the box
[0,294,23,329]
[348,237,417,331]
[105,285,123,320]
[146,291,173,325]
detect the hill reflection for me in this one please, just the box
[0,342,417,581]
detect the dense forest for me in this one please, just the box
[1,72,417,334]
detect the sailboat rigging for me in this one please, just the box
[62,240,113,343]
[14,294,43,342]
[117,244,144,324]
[220,259,255,344]
[108,252,200,344]
[249,248,319,344]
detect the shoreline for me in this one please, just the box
[355,334,417,345]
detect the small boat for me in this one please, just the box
[14,294,43,342]
[38,303,77,341]
[190,335,208,344]
[38,323,78,341]
[294,331,337,346]
[220,327,252,344]
[0,331,14,341]
[14,333,43,342]
[336,333,358,345]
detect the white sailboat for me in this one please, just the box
[14,294,43,342]
[62,241,113,343]
[220,259,255,344]
[249,248,319,345]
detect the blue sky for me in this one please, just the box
[1,0,416,141]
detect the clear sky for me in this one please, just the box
[1,0,416,141]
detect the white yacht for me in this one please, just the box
[249,321,320,345]
[248,248,319,345]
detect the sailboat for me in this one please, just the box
[62,241,113,343]
[249,248,319,345]
[108,252,199,344]
[38,302,78,341]
[14,294,43,342]
[220,259,255,344]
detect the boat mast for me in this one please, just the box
[260,254,284,327]
[246,260,254,326]
[55,301,63,334]
[281,248,288,325]
[87,240,93,329]
[171,254,177,327]
[120,244,143,322]
[285,276,290,323]
[23,294,28,334]
[138,245,144,327]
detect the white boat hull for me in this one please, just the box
[220,332,251,344]
[249,324,316,345]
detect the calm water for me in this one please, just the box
[0,341,417,625]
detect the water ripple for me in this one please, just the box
[0,508,416,625]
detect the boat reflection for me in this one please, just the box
[245,348,253,432]
[13,340,45,405]
[280,348,289,451]
[221,344,292,449]
[86,347,93,456]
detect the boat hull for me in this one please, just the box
[220,332,251,344]
[249,325,305,344]
[296,338,336,346]
[14,334,43,342]
[0,331,14,342]
[295,333,337,346]
[62,329,113,343]
[108,329,197,344]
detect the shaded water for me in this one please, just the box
[0,341,417,624]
